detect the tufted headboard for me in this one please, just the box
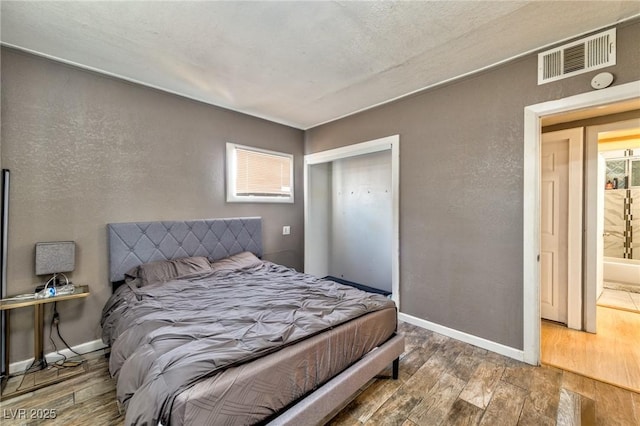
[107,217,262,283]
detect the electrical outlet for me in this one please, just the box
[282,226,291,235]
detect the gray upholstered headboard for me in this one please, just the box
[107,217,262,283]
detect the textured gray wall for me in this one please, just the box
[305,21,640,349]
[1,48,304,362]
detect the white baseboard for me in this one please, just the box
[398,312,525,363]
[9,339,108,374]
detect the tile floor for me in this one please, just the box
[597,287,640,312]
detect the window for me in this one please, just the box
[226,143,294,203]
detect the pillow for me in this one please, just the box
[125,256,212,286]
[210,251,262,273]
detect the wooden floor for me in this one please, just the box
[1,322,639,425]
[333,322,640,425]
[0,350,124,425]
[541,305,640,394]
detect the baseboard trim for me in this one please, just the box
[398,312,525,362]
[9,339,108,374]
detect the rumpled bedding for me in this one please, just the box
[101,261,395,426]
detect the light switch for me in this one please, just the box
[282,226,291,235]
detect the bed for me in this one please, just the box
[102,217,404,425]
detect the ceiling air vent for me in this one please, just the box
[538,28,616,85]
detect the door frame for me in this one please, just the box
[303,135,400,308]
[540,128,584,328]
[523,80,640,365]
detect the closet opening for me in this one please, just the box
[304,135,400,306]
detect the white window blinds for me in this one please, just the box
[226,143,294,203]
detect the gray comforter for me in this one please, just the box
[101,261,394,426]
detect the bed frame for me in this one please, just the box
[107,217,404,425]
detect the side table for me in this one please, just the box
[0,285,89,397]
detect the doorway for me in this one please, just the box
[522,80,640,365]
[594,121,640,313]
[540,117,640,392]
[304,135,400,306]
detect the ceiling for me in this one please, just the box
[2,1,639,130]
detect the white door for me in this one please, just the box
[541,135,569,323]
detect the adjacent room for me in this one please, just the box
[1,1,639,425]
[540,112,640,394]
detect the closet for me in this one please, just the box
[304,136,399,301]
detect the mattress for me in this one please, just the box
[101,259,396,425]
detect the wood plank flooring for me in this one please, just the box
[1,321,639,425]
[0,350,123,425]
[332,322,639,425]
[541,306,640,393]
